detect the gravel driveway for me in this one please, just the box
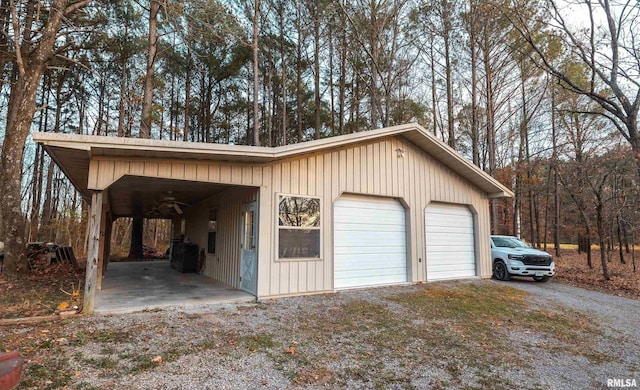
[8,279,640,389]
[503,278,640,340]
[494,278,640,389]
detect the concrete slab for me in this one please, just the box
[94,260,254,314]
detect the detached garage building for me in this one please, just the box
[34,123,512,313]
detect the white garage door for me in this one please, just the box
[425,203,476,280]
[334,195,407,289]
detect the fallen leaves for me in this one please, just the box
[555,249,640,300]
[0,262,84,319]
[57,302,70,310]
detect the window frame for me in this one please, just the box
[275,193,322,262]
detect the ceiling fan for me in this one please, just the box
[153,193,189,215]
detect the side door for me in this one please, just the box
[240,202,257,294]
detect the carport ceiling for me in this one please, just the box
[108,176,232,219]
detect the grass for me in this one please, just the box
[240,333,275,352]
[82,356,119,369]
[391,283,602,347]
[277,282,611,388]
[19,354,74,389]
[4,280,625,389]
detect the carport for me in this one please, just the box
[93,175,257,314]
[94,260,253,314]
[34,132,266,313]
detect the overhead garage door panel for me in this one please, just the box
[335,232,404,249]
[334,196,407,289]
[426,203,476,281]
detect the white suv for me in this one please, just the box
[490,235,555,282]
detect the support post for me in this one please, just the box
[84,191,103,314]
[96,191,109,290]
[102,215,113,282]
[172,215,183,238]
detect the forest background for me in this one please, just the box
[0,0,638,282]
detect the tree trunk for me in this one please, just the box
[596,203,610,280]
[469,0,479,165]
[168,72,175,141]
[621,217,630,254]
[140,0,160,139]
[328,18,335,135]
[585,228,592,269]
[430,38,437,136]
[296,7,303,143]
[117,59,127,137]
[279,7,287,145]
[338,19,346,135]
[252,0,260,146]
[0,75,44,271]
[443,16,454,148]
[512,172,520,237]
[551,86,560,257]
[313,2,321,140]
[184,49,191,141]
[0,0,85,273]
[543,165,551,251]
[616,215,625,264]
[128,208,144,260]
[265,67,272,146]
[29,145,42,241]
[95,79,105,135]
[482,31,497,232]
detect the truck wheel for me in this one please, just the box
[493,261,510,281]
[533,276,550,282]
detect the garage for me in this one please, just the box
[425,203,476,280]
[35,123,514,309]
[334,195,407,289]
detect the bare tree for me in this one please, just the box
[0,0,93,273]
[252,0,260,145]
[511,0,640,177]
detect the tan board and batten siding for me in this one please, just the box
[184,187,258,288]
[86,135,492,298]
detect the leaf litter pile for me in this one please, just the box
[553,248,640,299]
[0,262,84,319]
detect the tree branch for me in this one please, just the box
[9,0,25,76]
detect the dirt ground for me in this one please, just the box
[0,247,638,320]
[1,249,639,388]
[0,263,85,319]
[552,248,640,299]
[2,280,638,389]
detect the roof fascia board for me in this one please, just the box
[33,132,276,159]
[33,125,415,160]
[41,144,91,200]
[33,122,513,198]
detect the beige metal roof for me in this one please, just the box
[33,123,513,201]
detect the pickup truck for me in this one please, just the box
[490,235,555,282]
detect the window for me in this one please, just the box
[207,209,217,254]
[243,210,255,250]
[278,195,321,259]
